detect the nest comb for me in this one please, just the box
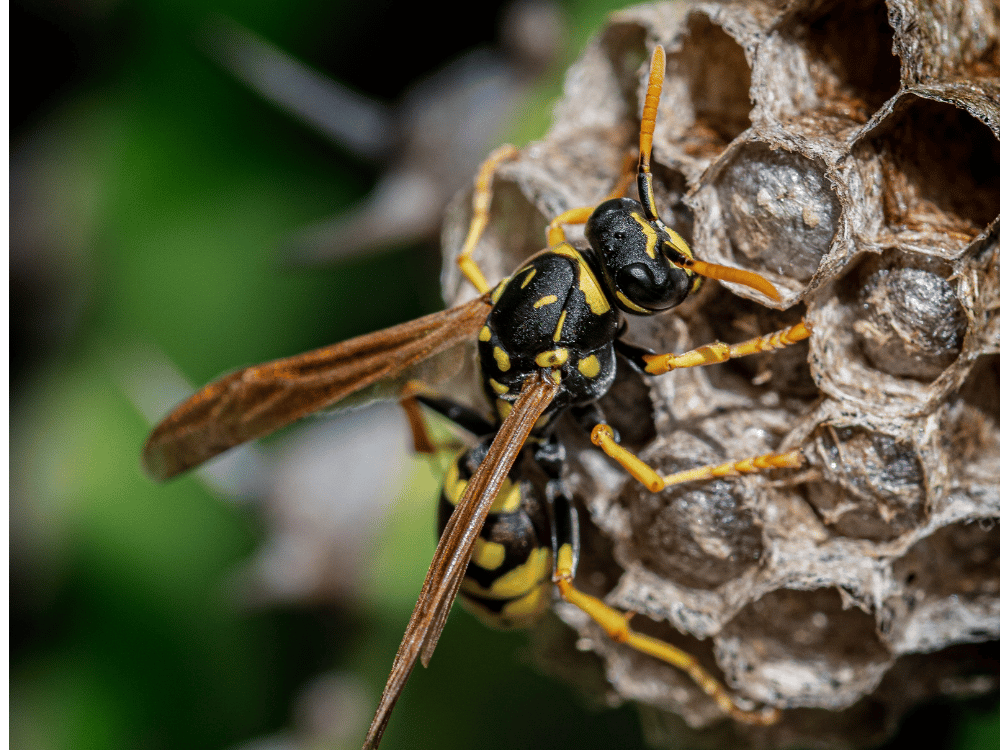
[441,1,1000,746]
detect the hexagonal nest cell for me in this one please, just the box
[438,1,1000,747]
[782,0,901,121]
[854,93,1000,255]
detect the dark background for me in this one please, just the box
[9,1,999,749]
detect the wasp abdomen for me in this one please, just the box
[438,448,552,629]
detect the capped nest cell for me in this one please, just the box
[441,0,1000,747]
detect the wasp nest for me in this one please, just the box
[442,0,1000,746]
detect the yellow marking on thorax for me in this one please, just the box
[490,276,511,305]
[553,310,567,342]
[615,289,651,314]
[479,325,492,342]
[471,538,506,571]
[489,378,509,395]
[550,243,611,315]
[535,348,569,368]
[520,267,537,288]
[578,354,601,378]
[493,345,511,372]
[533,295,558,308]
[631,211,659,259]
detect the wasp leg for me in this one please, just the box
[543,430,779,725]
[546,472,779,727]
[545,207,595,247]
[589,324,811,490]
[655,448,803,487]
[553,570,779,725]
[586,424,667,492]
[400,382,495,453]
[571,402,669,492]
[399,382,438,454]
[640,321,811,376]
[545,153,636,247]
[456,144,518,293]
[590,423,803,493]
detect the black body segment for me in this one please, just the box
[479,244,618,420]
[584,197,700,315]
[438,442,555,629]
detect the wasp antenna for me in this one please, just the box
[637,45,666,223]
[687,258,781,301]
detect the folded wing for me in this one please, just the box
[363,371,559,750]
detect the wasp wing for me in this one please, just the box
[143,295,492,481]
[363,372,559,750]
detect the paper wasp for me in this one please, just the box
[144,46,810,748]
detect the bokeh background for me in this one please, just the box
[10,1,1000,749]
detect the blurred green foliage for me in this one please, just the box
[10,1,998,749]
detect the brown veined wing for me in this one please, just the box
[362,371,559,750]
[143,294,492,481]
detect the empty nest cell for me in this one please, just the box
[855,93,1000,253]
[782,0,900,121]
[669,13,753,152]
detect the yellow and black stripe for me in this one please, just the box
[438,444,554,629]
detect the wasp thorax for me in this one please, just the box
[585,197,693,315]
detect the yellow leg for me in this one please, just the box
[607,151,638,201]
[554,573,779,725]
[655,449,804,487]
[546,206,595,247]
[591,425,666,492]
[643,321,811,376]
[457,144,518,294]
[591,424,803,493]
[545,152,637,247]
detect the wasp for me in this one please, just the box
[144,46,811,749]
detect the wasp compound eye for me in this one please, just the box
[616,262,689,312]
